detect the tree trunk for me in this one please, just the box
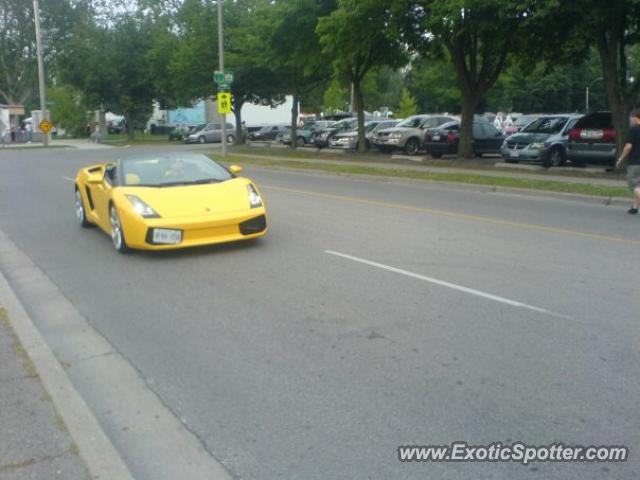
[353,79,367,153]
[233,99,244,145]
[126,113,134,141]
[598,46,631,157]
[290,92,299,150]
[459,90,476,159]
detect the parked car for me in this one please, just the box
[329,119,400,150]
[567,112,617,166]
[184,123,235,144]
[425,120,505,158]
[501,115,582,167]
[503,115,539,136]
[312,117,359,148]
[279,121,336,146]
[248,125,290,141]
[168,126,189,141]
[374,115,456,155]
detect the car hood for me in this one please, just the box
[507,132,552,143]
[120,178,253,218]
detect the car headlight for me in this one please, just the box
[126,195,160,218]
[529,142,547,149]
[389,132,402,138]
[247,184,262,208]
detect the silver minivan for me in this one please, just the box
[185,123,235,144]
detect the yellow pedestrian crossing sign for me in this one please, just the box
[217,92,231,114]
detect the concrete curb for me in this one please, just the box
[0,259,134,479]
[232,160,632,208]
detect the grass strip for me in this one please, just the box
[223,155,629,199]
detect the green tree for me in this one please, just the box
[318,0,407,152]
[396,88,418,118]
[48,85,89,136]
[401,0,533,158]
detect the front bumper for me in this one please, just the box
[119,207,268,250]
[374,137,403,148]
[501,146,548,162]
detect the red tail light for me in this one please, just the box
[446,132,458,143]
[568,128,581,141]
[602,128,616,143]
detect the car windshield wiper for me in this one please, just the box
[191,178,224,184]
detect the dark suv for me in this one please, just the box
[567,112,616,166]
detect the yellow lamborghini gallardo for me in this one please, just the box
[74,152,267,252]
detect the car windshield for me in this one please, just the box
[514,116,538,127]
[396,116,425,128]
[522,117,568,134]
[120,153,233,187]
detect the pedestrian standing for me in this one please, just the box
[26,122,33,143]
[10,124,16,143]
[616,109,640,214]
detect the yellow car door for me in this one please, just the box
[87,164,116,232]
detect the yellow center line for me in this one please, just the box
[263,184,640,247]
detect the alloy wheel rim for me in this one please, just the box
[110,208,122,249]
[75,191,84,222]
[407,142,417,154]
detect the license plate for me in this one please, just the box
[581,129,603,140]
[152,228,182,244]
[432,135,440,141]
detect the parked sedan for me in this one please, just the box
[502,115,581,167]
[279,121,337,146]
[312,118,359,148]
[567,112,617,167]
[249,125,290,141]
[329,120,400,150]
[184,123,235,144]
[374,115,456,155]
[425,121,504,158]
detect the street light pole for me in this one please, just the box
[217,0,227,157]
[33,0,48,146]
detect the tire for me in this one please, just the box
[109,205,130,253]
[198,136,206,144]
[544,146,565,168]
[404,138,420,155]
[226,134,235,144]
[430,152,443,159]
[75,188,92,228]
[296,136,305,147]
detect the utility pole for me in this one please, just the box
[217,0,227,157]
[33,0,48,146]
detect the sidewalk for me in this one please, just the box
[0,309,90,479]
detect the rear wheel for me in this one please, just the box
[226,134,235,144]
[404,138,420,155]
[109,205,130,253]
[75,188,91,228]
[544,146,565,168]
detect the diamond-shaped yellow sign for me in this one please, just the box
[39,120,53,134]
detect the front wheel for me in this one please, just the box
[404,138,420,155]
[544,146,565,168]
[226,134,235,144]
[109,205,130,253]
[75,188,92,228]
[198,136,206,144]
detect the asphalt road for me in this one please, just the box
[0,145,638,480]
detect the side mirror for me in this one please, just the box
[229,165,243,174]
[87,173,103,184]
